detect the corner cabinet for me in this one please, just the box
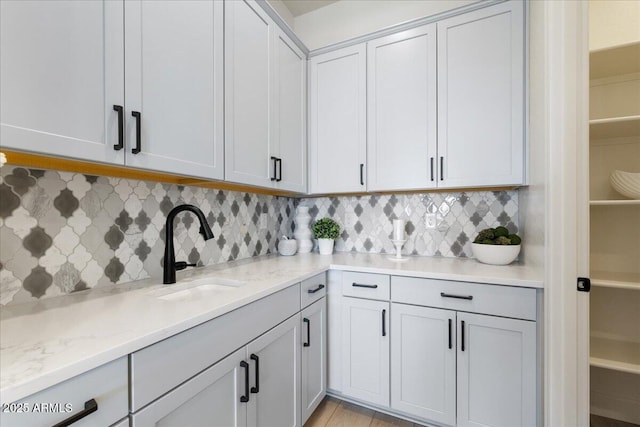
[436,1,524,188]
[225,0,306,192]
[308,44,367,194]
[0,0,224,180]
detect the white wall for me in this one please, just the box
[292,0,478,50]
[268,0,295,28]
[589,0,640,51]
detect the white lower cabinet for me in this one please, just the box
[457,312,537,427]
[391,303,456,426]
[301,298,327,422]
[341,296,390,407]
[133,314,301,427]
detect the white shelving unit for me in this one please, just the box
[588,41,640,424]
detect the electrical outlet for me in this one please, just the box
[259,213,268,229]
[426,213,437,229]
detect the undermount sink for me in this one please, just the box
[152,277,248,301]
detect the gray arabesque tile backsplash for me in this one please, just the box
[0,165,518,305]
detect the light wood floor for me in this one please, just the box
[304,397,423,427]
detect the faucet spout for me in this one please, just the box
[163,204,214,284]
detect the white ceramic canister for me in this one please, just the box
[293,206,313,253]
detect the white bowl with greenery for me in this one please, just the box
[471,227,521,265]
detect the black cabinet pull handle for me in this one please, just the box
[250,354,259,394]
[240,360,250,402]
[382,309,386,337]
[276,157,282,182]
[430,157,434,181]
[448,318,452,349]
[352,283,378,289]
[440,156,444,181]
[461,320,466,352]
[113,105,124,151]
[303,318,311,347]
[308,284,325,294]
[52,398,98,427]
[131,111,141,154]
[440,292,473,300]
[360,163,364,186]
[270,156,277,181]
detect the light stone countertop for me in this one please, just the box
[0,252,543,404]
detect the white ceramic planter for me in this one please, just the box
[317,238,334,255]
[471,243,521,265]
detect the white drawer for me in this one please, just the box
[391,276,537,320]
[130,284,300,411]
[1,357,128,427]
[342,272,390,301]
[301,273,327,308]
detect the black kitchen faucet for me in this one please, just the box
[163,204,214,284]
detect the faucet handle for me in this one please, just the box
[175,261,197,271]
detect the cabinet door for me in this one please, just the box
[391,304,456,426]
[273,29,307,193]
[247,314,301,427]
[124,0,224,179]
[225,0,274,188]
[131,348,247,427]
[437,1,524,188]
[367,24,437,192]
[301,298,327,423]
[457,312,537,427]
[341,297,390,407]
[309,44,367,194]
[0,0,124,164]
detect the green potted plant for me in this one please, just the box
[471,226,522,265]
[312,217,340,255]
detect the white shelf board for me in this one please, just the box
[591,271,640,290]
[590,42,640,80]
[590,115,640,140]
[590,336,640,374]
[590,199,640,206]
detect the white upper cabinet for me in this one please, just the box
[0,0,124,164]
[309,44,367,194]
[124,0,224,180]
[225,0,274,188]
[367,24,437,192]
[437,1,524,188]
[273,29,307,193]
[226,1,307,192]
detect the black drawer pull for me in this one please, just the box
[131,111,141,154]
[382,309,386,337]
[308,284,325,294]
[448,318,452,349]
[440,292,473,300]
[430,157,434,181]
[303,318,311,347]
[52,398,98,427]
[276,157,282,182]
[360,163,364,186]
[250,354,259,394]
[440,156,444,181]
[352,283,378,289]
[113,105,124,150]
[240,360,250,402]
[461,320,466,352]
[270,156,277,181]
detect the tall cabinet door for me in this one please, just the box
[0,0,124,164]
[341,297,390,407]
[225,0,274,188]
[301,298,327,423]
[131,348,247,427]
[437,1,524,188]
[247,314,301,427]
[309,44,367,194]
[367,24,437,192]
[124,0,224,179]
[457,312,537,427]
[273,30,307,193]
[391,303,456,426]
